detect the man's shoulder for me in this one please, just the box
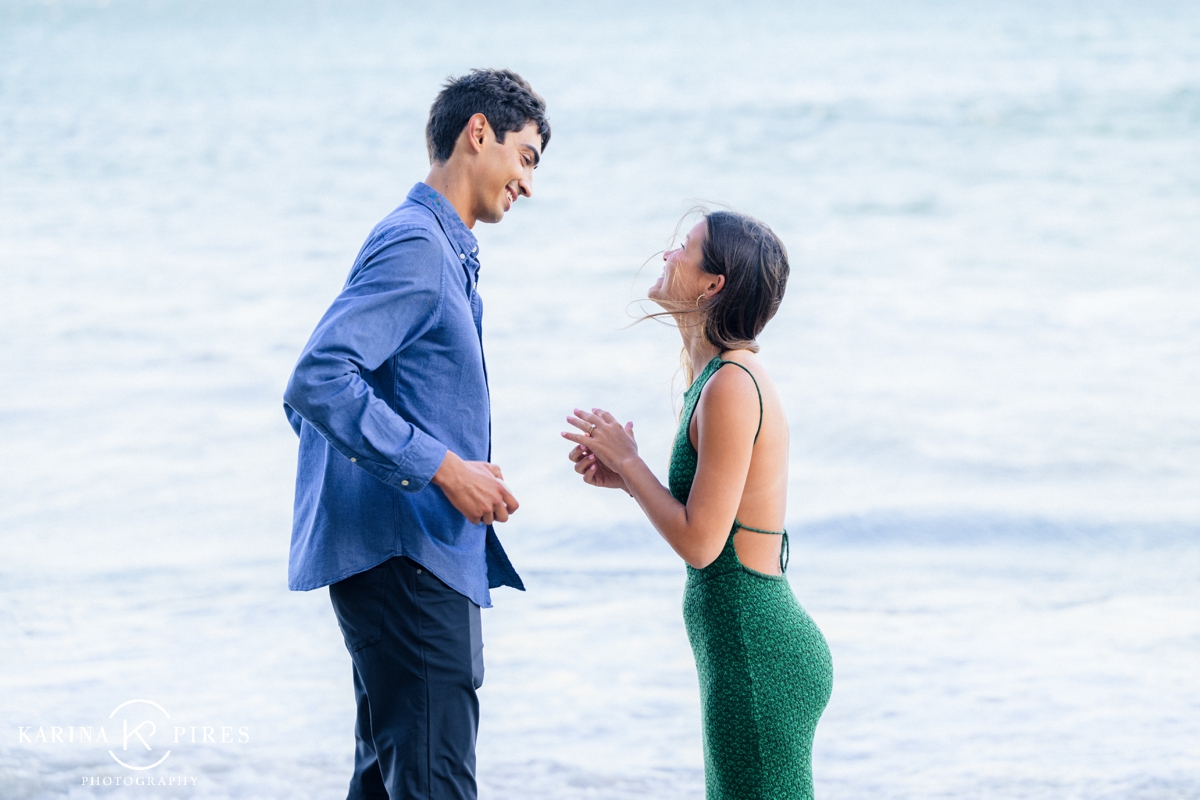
[349,199,454,275]
[341,198,456,290]
[370,199,447,248]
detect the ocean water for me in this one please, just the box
[2,0,1199,797]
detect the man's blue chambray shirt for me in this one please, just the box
[283,182,523,607]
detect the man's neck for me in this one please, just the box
[424,163,477,229]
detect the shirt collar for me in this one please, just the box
[407,182,479,265]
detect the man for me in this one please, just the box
[283,69,550,800]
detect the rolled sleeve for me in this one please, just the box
[388,427,448,492]
[283,229,448,493]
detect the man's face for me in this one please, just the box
[473,120,541,224]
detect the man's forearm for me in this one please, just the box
[283,364,448,492]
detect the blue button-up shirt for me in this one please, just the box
[283,182,523,607]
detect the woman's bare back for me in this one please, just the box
[690,350,790,574]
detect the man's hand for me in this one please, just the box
[431,451,519,525]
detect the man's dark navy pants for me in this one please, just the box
[329,556,484,800]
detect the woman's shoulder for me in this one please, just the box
[696,353,766,416]
[715,350,772,386]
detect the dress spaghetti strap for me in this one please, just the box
[731,518,790,573]
[714,359,764,443]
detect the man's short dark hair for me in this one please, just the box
[425,68,551,164]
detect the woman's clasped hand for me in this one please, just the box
[562,408,637,492]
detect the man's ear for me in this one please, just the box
[465,113,489,154]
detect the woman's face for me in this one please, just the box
[649,220,710,308]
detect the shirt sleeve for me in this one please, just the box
[282,228,450,492]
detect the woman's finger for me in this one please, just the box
[566,415,593,433]
[593,408,618,424]
[573,408,602,426]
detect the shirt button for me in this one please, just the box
[416,568,422,574]
[459,253,466,260]
[400,479,409,486]
[350,457,357,462]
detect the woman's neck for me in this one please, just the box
[681,325,720,375]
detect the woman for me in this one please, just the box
[561,210,833,799]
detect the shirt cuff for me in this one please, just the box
[387,428,449,493]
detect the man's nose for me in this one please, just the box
[518,177,532,199]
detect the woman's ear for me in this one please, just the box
[706,273,726,298]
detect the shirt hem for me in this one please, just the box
[289,551,493,608]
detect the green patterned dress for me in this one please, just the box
[670,357,834,800]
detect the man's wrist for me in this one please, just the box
[431,450,462,488]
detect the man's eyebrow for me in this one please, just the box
[521,143,541,167]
